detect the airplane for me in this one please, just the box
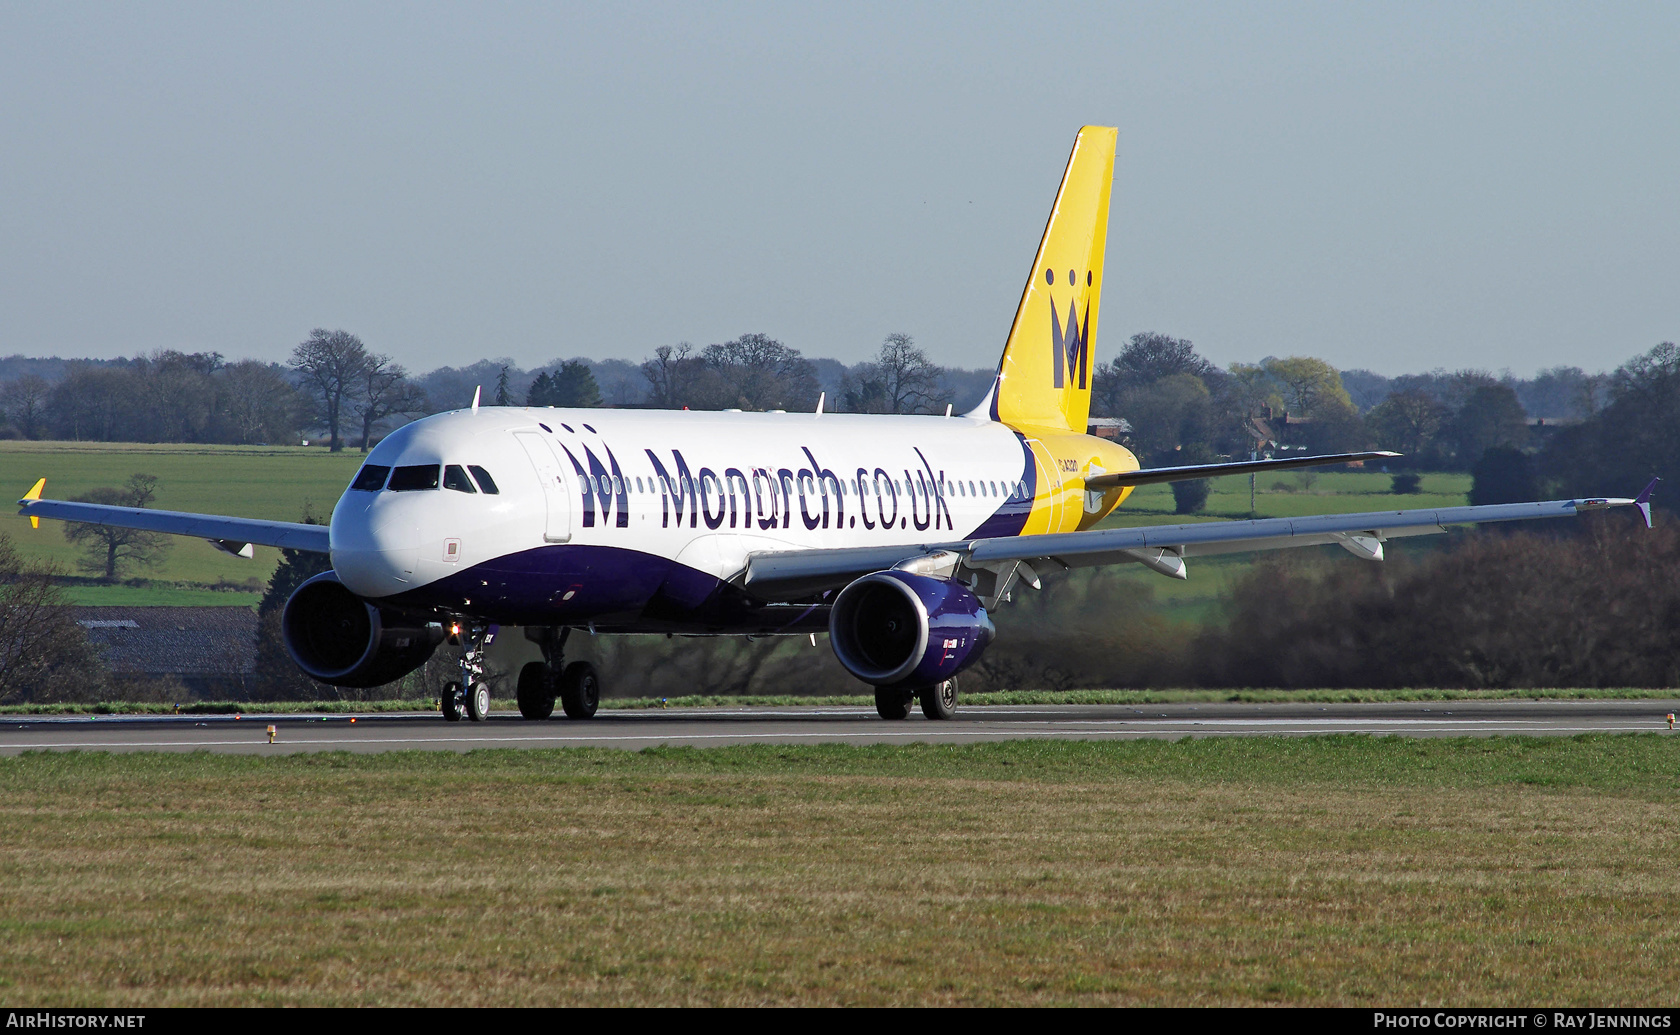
[17,126,1658,723]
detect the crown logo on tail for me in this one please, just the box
[1050,293,1091,389]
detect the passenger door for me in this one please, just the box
[513,431,572,543]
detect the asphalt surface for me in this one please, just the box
[2,699,1678,755]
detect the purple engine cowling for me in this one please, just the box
[282,571,445,688]
[828,570,995,688]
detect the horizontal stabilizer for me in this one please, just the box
[1085,451,1400,490]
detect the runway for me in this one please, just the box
[2,699,1677,755]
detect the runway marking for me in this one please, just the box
[2,723,1665,751]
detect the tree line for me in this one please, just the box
[0,330,987,449]
[1085,333,1671,513]
[0,328,1666,508]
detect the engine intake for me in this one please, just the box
[282,571,444,688]
[828,570,994,688]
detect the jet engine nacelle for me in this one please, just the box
[828,570,994,688]
[281,571,444,688]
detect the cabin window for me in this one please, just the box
[636,477,645,493]
[468,466,500,494]
[443,465,477,493]
[351,464,390,491]
[388,465,440,491]
[968,480,977,496]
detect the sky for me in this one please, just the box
[0,2,1675,377]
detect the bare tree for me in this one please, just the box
[63,474,172,580]
[0,534,104,703]
[699,333,819,411]
[352,354,428,451]
[214,361,305,444]
[641,343,702,409]
[290,329,368,451]
[131,350,221,443]
[46,364,138,441]
[1,376,51,439]
[1366,389,1449,457]
[842,333,946,413]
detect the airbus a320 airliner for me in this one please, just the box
[19,126,1657,722]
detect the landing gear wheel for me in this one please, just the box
[465,681,492,722]
[441,681,463,722]
[875,687,913,720]
[559,661,600,719]
[516,662,556,720]
[920,678,958,721]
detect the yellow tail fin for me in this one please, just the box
[977,125,1116,433]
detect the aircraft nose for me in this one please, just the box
[330,497,419,599]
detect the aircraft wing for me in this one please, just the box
[739,489,1655,600]
[18,482,330,556]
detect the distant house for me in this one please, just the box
[1086,417,1132,442]
[73,607,257,696]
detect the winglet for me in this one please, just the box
[1635,476,1659,529]
[471,385,481,415]
[19,478,44,529]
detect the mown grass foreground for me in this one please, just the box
[3,736,1678,1006]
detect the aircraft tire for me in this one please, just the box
[516,662,556,720]
[466,681,492,722]
[874,687,913,720]
[441,681,464,722]
[919,678,958,721]
[559,661,601,720]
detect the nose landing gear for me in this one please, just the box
[441,623,496,722]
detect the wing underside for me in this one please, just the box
[739,494,1646,603]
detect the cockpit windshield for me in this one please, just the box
[350,464,390,491]
[387,465,440,491]
[443,465,476,493]
[468,466,499,494]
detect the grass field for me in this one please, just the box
[1,440,362,602]
[1090,470,1471,623]
[2,735,1676,1006]
[4,440,1468,610]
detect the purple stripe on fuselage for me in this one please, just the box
[377,543,830,634]
[967,431,1038,540]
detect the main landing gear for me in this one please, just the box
[874,677,959,721]
[516,627,600,721]
[442,624,497,723]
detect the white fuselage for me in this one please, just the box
[329,407,1044,630]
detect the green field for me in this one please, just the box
[1093,470,1471,623]
[6,441,1467,610]
[2,735,1676,1006]
[2,440,363,604]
